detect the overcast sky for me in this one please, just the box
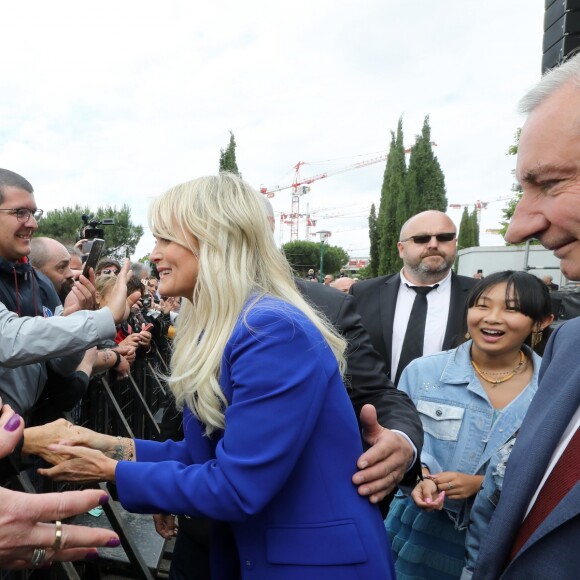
[0,1,545,260]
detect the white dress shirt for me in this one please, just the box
[391,269,452,380]
[525,406,580,517]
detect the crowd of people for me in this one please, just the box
[0,53,579,580]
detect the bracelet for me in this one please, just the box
[116,436,135,461]
[421,477,439,493]
[111,350,122,369]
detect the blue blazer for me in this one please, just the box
[473,318,580,579]
[116,297,394,579]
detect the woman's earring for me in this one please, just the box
[531,326,543,349]
[465,332,471,340]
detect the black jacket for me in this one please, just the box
[0,256,61,317]
[350,271,477,381]
[296,278,423,485]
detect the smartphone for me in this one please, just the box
[82,239,105,278]
[81,239,94,254]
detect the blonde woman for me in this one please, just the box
[40,174,394,579]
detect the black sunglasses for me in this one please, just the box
[401,232,456,244]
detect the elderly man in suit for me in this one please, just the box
[471,54,580,579]
[351,210,476,383]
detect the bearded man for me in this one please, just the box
[351,210,476,383]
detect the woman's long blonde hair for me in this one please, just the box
[149,173,346,435]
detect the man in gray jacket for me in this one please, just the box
[0,260,136,480]
[0,168,102,415]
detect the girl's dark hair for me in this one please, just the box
[127,274,146,297]
[467,270,552,323]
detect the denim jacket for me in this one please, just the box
[398,341,540,529]
[461,435,519,579]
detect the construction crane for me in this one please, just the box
[261,144,436,241]
[448,196,512,224]
[261,157,388,241]
[304,202,372,239]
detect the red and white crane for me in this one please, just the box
[448,196,512,224]
[261,156,390,241]
[260,144,436,241]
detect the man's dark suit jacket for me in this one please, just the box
[472,318,580,580]
[295,278,423,483]
[350,271,477,381]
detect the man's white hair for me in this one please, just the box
[519,51,580,114]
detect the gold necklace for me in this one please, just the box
[471,350,526,385]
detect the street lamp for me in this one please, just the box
[317,230,332,283]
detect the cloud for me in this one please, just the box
[0,0,545,260]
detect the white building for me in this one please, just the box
[456,244,567,287]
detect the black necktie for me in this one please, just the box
[395,284,438,384]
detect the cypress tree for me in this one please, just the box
[219,131,240,175]
[387,168,406,273]
[458,206,471,250]
[396,160,415,255]
[470,207,480,247]
[407,116,447,214]
[377,118,407,275]
[368,203,380,278]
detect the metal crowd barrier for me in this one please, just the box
[2,346,173,580]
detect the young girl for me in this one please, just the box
[385,270,552,579]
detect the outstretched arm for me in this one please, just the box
[0,405,120,569]
[352,404,418,503]
[331,292,423,500]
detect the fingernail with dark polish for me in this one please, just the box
[85,551,99,560]
[4,414,21,432]
[99,495,110,506]
[106,538,121,548]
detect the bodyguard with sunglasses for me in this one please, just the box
[351,210,476,384]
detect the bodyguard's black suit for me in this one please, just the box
[350,272,477,381]
[296,278,423,466]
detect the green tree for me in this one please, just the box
[354,264,372,280]
[458,206,471,250]
[407,115,447,214]
[281,240,349,278]
[323,245,350,276]
[401,168,417,230]
[500,128,524,241]
[458,206,480,250]
[368,203,380,278]
[377,118,407,276]
[219,131,240,175]
[371,115,447,279]
[35,204,143,259]
[470,207,480,247]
